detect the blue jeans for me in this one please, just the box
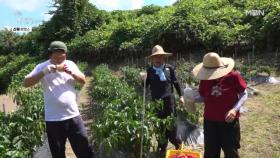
[46,116,93,158]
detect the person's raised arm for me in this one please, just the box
[23,64,56,87]
[64,63,86,85]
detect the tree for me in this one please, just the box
[0,29,21,55]
[39,0,88,45]
[80,3,110,35]
[136,4,162,16]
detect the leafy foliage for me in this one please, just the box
[120,66,142,91]
[0,30,22,55]
[67,0,280,62]
[43,0,87,40]
[0,63,44,158]
[91,65,171,156]
[0,55,34,93]
[2,0,280,62]
[175,60,199,86]
[235,62,273,82]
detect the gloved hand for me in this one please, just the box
[179,96,185,106]
[43,64,56,75]
[139,72,147,81]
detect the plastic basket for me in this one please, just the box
[166,145,201,158]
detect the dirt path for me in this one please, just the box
[65,76,94,158]
[239,83,280,158]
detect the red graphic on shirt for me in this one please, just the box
[211,85,222,97]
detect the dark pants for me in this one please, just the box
[203,119,240,158]
[155,95,181,151]
[46,116,93,158]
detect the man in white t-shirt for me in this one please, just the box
[24,41,93,158]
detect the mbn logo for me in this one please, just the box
[246,10,265,16]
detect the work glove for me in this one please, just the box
[139,72,147,81]
[43,64,56,75]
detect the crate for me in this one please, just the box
[166,148,201,158]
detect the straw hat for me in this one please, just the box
[192,52,235,80]
[148,45,172,58]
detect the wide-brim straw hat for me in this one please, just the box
[148,45,172,58]
[192,52,235,80]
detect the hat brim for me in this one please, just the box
[192,57,235,80]
[148,52,172,58]
[48,48,67,52]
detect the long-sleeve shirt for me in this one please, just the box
[146,64,182,100]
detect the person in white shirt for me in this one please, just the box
[23,41,93,158]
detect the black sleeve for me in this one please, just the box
[170,66,183,96]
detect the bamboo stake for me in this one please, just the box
[140,72,147,158]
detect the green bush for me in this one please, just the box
[0,63,44,158]
[91,65,171,157]
[0,55,34,93]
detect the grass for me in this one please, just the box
[239,84,280,158]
